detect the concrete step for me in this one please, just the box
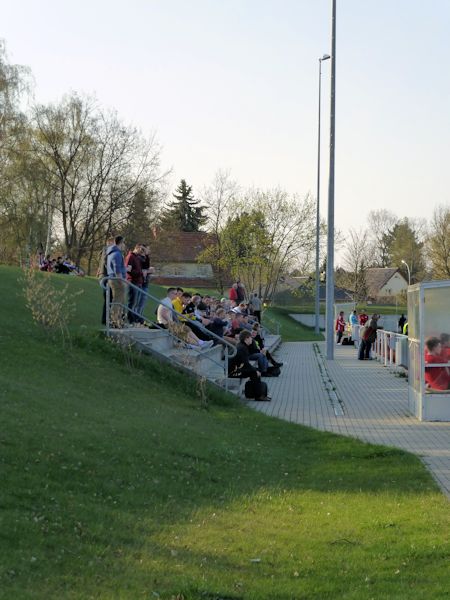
[107,326,281,396]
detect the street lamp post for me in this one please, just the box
[314,54,330,335]
[401,259,411,285]
[326,0,337,360]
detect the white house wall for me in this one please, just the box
[379,273,408,296]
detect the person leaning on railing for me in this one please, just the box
[358,314,380,360]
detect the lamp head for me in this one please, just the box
[320,54,331,62]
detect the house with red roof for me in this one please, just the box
[149,230,218,287]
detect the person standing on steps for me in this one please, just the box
[125,243,145,324]
[97,236,114,325]
[106,236,127,328]
[249,292,262,323]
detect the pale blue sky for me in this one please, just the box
[2,0,450,240]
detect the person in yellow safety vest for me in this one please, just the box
[403,321,408,336]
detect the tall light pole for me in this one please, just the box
[401,259,411,285]
[314,54,330,335]
[326,0,337,360]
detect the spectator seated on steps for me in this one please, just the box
[172,287,184,315]
[252,322,265,350]
[230,311,246,336]
[206,308,237,346]
[180,293,214,342]
[424,337,450,391]
[228,331,270,401]
[156,287,213,350]
[244,330,284,375]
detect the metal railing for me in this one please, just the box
[261,311,281,336]
[100,277,237,391]
[373,329,409,370]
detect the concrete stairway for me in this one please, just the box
[108,327,282,395]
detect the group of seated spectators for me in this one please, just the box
[38,253,85,276]
[156,286,283,379]
[425,333,450,391]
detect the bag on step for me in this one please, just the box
[265,365,281,377]
[244,379,268,399]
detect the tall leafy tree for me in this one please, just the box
[386,218,425,283]
[427,205,450,279]
[199,186,316,302]
[30,93,164,267]
[367,209,398,267]
[0,40,35,263]
[342,228,370,301]
[159,179,207,231]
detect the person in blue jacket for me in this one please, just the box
[106,235,126,328]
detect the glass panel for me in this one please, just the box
[407,288,420,340]
[424,285,450,393]
[409,339,421,393]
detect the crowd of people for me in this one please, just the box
[38,253,85,276]
[101,235,282,401]
[334,309,381,360]
[336,307,450,392]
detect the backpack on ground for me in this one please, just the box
[244,379,268,399]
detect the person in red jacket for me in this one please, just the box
[359,311,368,326]
[125,243,144,324]
[335,311,345,344]
[425,337,450,391]
[229,283,238,302]
[440,333,450,361]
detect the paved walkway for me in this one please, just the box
[248,342,450,498]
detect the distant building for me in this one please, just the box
[365,268,408,301]
[149,230,217,287]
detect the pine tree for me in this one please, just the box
[159,179,207,232]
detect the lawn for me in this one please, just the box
[0,265,448,599]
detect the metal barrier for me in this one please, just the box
[100,277,237,391]
[261,311,281,336]
[373,329,408,370]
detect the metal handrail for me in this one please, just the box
[261,311,281,336]
[373,329,408,369]
[100,276,237,391]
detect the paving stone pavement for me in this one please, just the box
[248,341,450,499]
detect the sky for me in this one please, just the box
[2,0,450,244]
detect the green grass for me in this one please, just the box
[264,306,324,342]
[0,265,449,599]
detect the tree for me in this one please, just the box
[159,179,207,232]
[121,187,159,249]
[197,170,238,293]
[427,205,450,279]
[342,228,370,301]
[0,40,34,263]
[29,93,165,269]
[367,209,398,267]
[202,187,316,303]
[386,218,425,282]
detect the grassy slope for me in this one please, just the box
[0,266,449,599]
